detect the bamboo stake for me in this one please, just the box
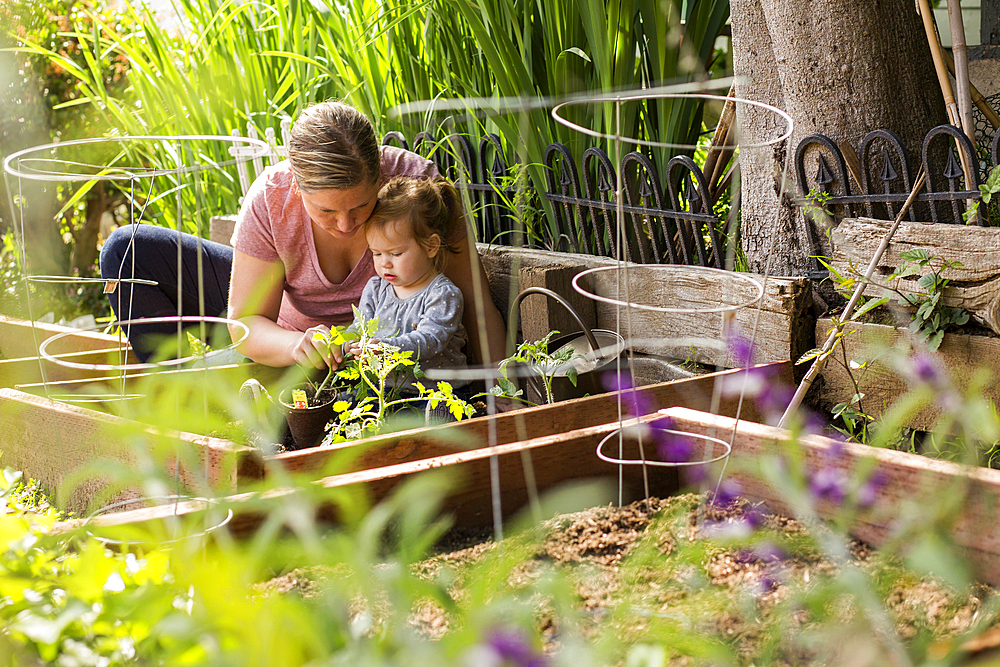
[703,85,737,201]
[777,168,926,429]
[916,0,977,210]
[917,0,961,127]
[839,141,864,191]
[944,49,1000,130]
[948,0,977,152]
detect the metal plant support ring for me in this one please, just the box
[37,316,249,372]
[596,425,732,469]
[571,265,765,315]
[84,495,234,546]
[3,134,271,181]
[550,92,794,151]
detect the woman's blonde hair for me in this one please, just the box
[367,177,461,270]
[286,101,380,192]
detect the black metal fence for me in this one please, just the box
[793,124,989,226]
[381,131,732,269]
[382,123,991,272]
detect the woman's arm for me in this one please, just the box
[442,240,507,367]
[227,249,339,369]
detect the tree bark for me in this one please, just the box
[732,0,947,277]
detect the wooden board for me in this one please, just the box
[0,388,262,515]
[10,362,788,514]
[55,412,681,538]
[831,217,1000,333]
[60,404,1000,585]
[269,362,789,478]
[665,407,1000,585]
[813,318,1000,431]
[480,246,813,368]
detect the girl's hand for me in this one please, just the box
[347,341,363,358]
[292,326,344,369]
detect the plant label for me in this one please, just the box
[291,388,308,409]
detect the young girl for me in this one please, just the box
[347,176,469,393]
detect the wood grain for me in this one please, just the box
[831,217,1000,333]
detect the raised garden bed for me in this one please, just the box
[0,363,787,514]
[57,404,1000,586]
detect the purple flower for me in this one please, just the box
[483,628,548,667]
[719,363,794,424]
[912,353,944,387]
[649,416,694,463]
[809,466,847,504]
[602,371,654,417]
[728,331,755,367]
[857,469,886,509]
[756,575,779,595]
[711,478,743,509]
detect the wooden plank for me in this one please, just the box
[209,214,237,247]
[0,388,262,515]
[813,318,1000,431]
[9,361,788,514]
[664,407,1000,585]
[831,217,1000,333]
[480,245,812,367]
[270,362,790,478]
[55,413,680,537]
[0,347,138,388]
[0,315,134,359]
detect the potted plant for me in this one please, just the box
[278,325,359,450]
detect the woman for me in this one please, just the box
[100,101,506,371]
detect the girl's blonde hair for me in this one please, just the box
[286,101,381,192]
[367,177,462,270]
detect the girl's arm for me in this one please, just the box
[227,249,339,369]
[442,239,507,366]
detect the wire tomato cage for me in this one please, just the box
[392,81,795,532]
[3,134,269,526]
[3,134,269,404]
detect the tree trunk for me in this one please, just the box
[732,0,947,277]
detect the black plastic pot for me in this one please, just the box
[278,384,336,450]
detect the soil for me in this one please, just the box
[256,494,998,665]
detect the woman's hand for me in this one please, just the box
[292,325,345,370]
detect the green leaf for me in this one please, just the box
[917,273,937,291]
[853,297,888,320]
[899,248,930,262]
[796,347,825,365]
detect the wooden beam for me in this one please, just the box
[56,413,681,537]
[270,362,791,478]
[663,407,1000,585]
[831,217,1000,334]
[0,388,262,515]
[813,318,1000,431]
[480,245,812,368]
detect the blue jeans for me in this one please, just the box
[100,225,233,362]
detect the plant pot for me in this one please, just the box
[278,384,336,450]
[530,329,626,403]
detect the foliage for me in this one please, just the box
[8,0,731,249]
[802,187,833,231]
[495,330,583,406]
[5,338,1000,663]
[0,231,110,322]
[884,249,969,352]
[309,325,358,396]
[964,163,1000,225]
[324,307,474,443]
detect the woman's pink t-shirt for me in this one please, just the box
[231,146,459,332]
